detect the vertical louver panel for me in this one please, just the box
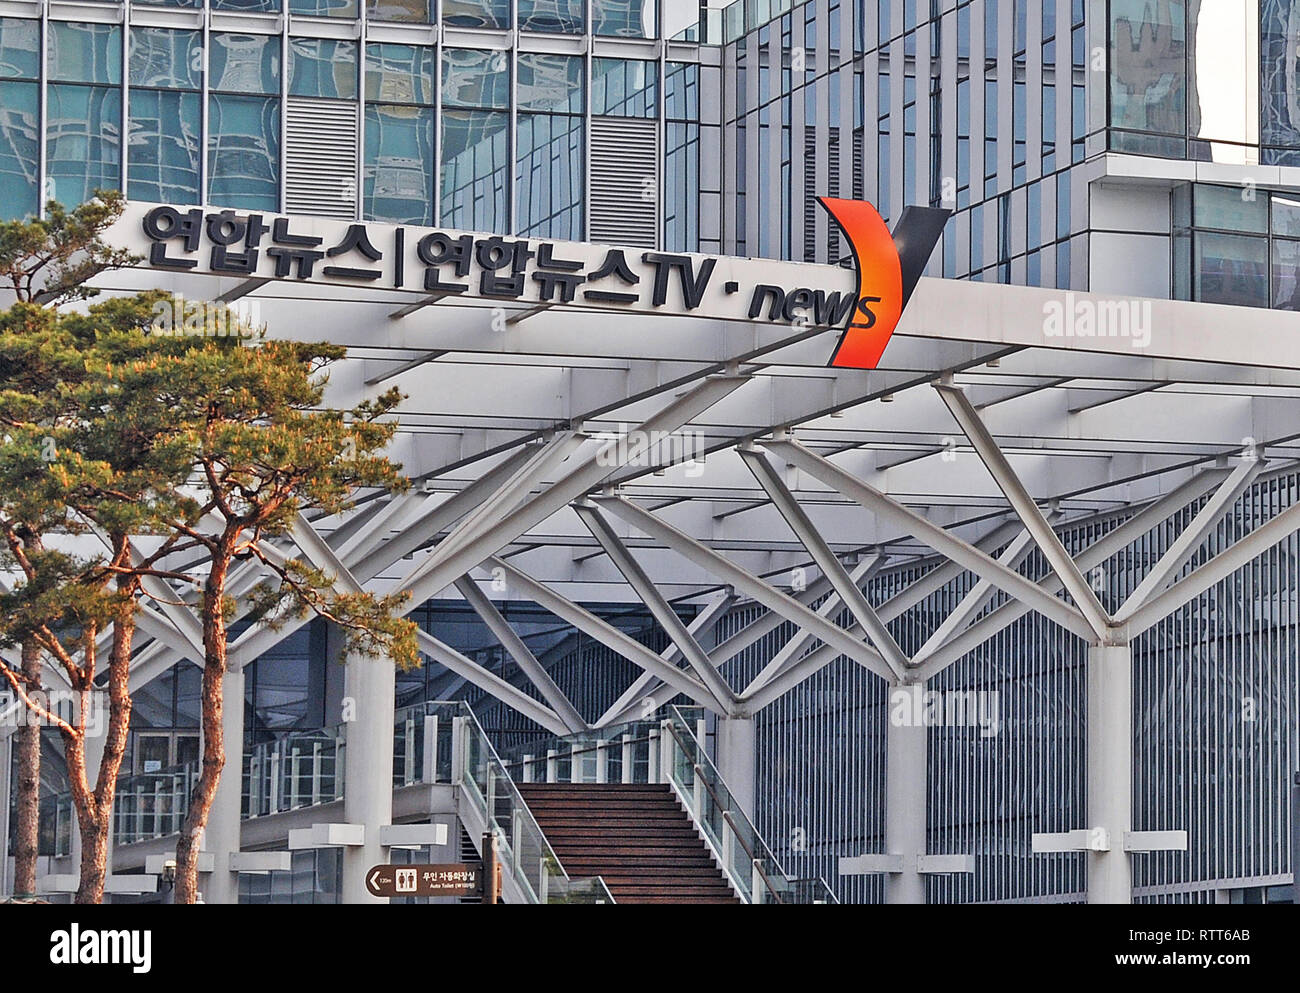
[589,116,658,248]
[803,126,840,262]
[285,97,358,220]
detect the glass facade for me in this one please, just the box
[1173,183,1300,310]
[722,0,1088,283]
[1108,0,1300,166]
[0,5,709,249]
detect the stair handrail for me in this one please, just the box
[662,706,837,905]
[452,702,614,905]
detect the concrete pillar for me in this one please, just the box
[1290,771,1299,906]
[202,664,245,905]
[885,697,927,905]
[337,625,394,904]
[0,729,11,897]
[715,716,756,820]
[1086,642,1133,904]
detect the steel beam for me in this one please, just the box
[594,591,735,728]
[575,503,737,711]
[595,495,895,683]
[485,557,726,713]
[453,576,589,733]
[1114,458,1262,622]
[910,468,1234,679]
[740,447,910,679]
[765,439,1097,642]
[934,381,1112,639]
[1124,496,1300,636]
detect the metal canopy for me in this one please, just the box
[70,247,1300,722]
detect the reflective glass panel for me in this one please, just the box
[290,0,358,15]
[1262,0,1300,149]
[366,43,434,105]
[129,88,201,203]
[592,58,656,116]
[594,0,657,36]
[211,33,281,94]
[0,18,39,80]
[367,0,433,22]
[1193,232,1268,308]
[441,49,509,109]
[0,79,38,219]
[1272,238,1300,310]
[1193,184,1267,233]
[442,0,510,29]
[519,0,584,33]
[515,111,582,238]
[49,22,122,85]
[289,38,358,98]
[364,103,435,224]
[664,120,698,251]
[440,108,508,232]
[517,53,583,112]
[129,28,203,90]
[47,84,122,203]
[212,0,282,11]
[208,92,280,209]
[1186,0,1257,158]
[1108,0,1186,137]
[664,61,698,120]
[1271,194,1300,238]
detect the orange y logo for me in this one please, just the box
[818,198,950,370]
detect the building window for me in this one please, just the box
[289,0,359,17]
[208,93,280,210]
[289,38,358,99]
[443,0,510,30]
[593,0,657,38]
[367,0,433,22]
[1172,184,1299,310]
[128,27,203,205]
[209,33,280,210]
[364,43,435,225]
[0,18,39,219]
[515,53,584,239]
[519,0,584,34]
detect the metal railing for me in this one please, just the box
[450,701,613,904]
[392,701,457,788]
[499,706,838,905]
[113,765,198,846]
[243,726,345,818]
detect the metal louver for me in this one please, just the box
[803,126,841,262]
[589,116,658,248]
[285,97,358,220]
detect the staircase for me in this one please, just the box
[518,783,741,904]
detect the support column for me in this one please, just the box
[338,626,394,904]
[203,664,245,905]
[885,700,927,905]
[715,716,755,820]
[1087,642,1133,904]
[0,730,11,897]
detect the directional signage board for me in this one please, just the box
[365,863,481,898]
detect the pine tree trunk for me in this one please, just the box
[175,551,231,904]
[12,639,42,899]
[72,591,136,904]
